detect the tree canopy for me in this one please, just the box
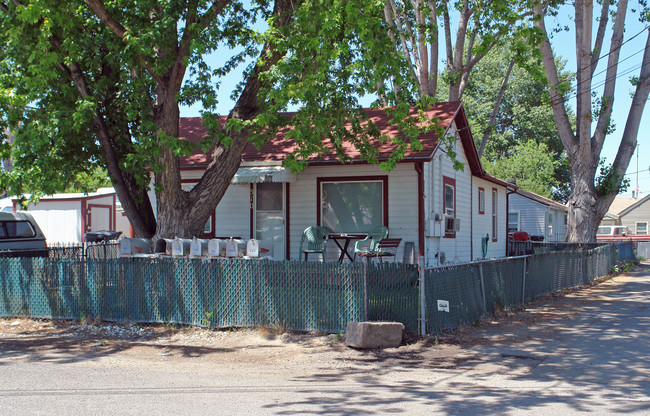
[0,0,432,239]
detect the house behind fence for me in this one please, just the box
[0,245,617,335]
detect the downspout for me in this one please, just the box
[506,187,516,256]
[470,175,473,260]
[81,200,87,243]
[415,162,425,259]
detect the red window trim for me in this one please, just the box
[492,188,498,242]
[478,187,485,215]
[443,176,456,238]
[316,176,389,230]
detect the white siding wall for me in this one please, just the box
[213,184,251,239]
[508,194,567,242]
[288,164,418,261]
[509,194,547,237]
[28,210,81,243]
[423,125,473,266]
[472,177,507,259]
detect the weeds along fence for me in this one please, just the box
[0,244,617,335]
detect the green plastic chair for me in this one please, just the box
[354,226,389,261]
[299,226,330,261]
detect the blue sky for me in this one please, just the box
[180,4,650,197]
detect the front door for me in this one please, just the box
[254,183,285,259]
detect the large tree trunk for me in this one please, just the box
[566,157,599,243]
[534,0,650,243]
[151,0,297,241]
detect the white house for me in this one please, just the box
[13,188,118,243]
[151,102,512,266]
[507,189,568,242]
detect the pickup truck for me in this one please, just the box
[596,225,650,243]
[0,211,48,257]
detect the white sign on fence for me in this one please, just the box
[437,299,450,312]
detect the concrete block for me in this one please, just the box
[345,321,403,349]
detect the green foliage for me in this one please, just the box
[483,140,558,198]
[1,0,432,210]
[595,159,630,197]
[63,167,112,194]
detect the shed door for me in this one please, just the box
[254,183,285,259]
[88,204,112,232]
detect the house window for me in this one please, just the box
[547,212,554,236]
[508,212,520,233]
[637,222,648,235]
[491,188,498,241]
[443,176,456,217]
[478,187,485,215]
[318,177,387,233]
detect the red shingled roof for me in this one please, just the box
[179,101,466,168]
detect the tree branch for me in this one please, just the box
[442,1,453,67]
[85,0,164,86]
[478,57,515,159]
[591,0,610,77]
[533,3,577,154]
[427,0,438,96]
[385,0,419,86]
[188,0,301,218]
[592,0,628,157]
[172,0,231,92]
[85,0,126,38]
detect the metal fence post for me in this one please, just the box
[418,256,426,336]
[363,262,368,321]
[479,263,487,315]
[521,257,527,304]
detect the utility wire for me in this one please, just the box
[548,26,650,106]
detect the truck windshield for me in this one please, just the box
[596,227,611,235]
[0,221,37,239]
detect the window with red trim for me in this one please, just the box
[478,187,485,215]
[443,176,456,238]
[318,176,388,233]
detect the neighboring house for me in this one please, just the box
[12,188,118,243]
[150,101,512,267]
[508,189,568,242]
[600,194,650,236]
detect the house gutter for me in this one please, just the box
[415,162,425,258]
[506,186,517,254]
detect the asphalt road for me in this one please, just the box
[0,263,649,415]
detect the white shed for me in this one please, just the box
[13,188,118,243]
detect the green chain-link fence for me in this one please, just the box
[424,244,618,334]
[0,244,617,334]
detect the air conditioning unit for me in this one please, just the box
[444,217,461,233]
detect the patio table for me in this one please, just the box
[328,233,367,262]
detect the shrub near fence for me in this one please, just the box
[0,244,617,335]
